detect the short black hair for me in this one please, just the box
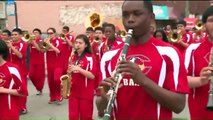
[94,27,104,33]
[86,27,94,32]
[0,40,9,60]
[202,6,213,23]
[33,28,42,34]
[12,28,22,35]
[123,0,153,13]
[104,23,116,31]
[2,29,11,36]
[176,19,186,27]
[63,26,69,32]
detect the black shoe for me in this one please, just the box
[36,90,42,95]
[20,109,28,115]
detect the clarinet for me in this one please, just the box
[206,47,213,110]
[103,29,133,120]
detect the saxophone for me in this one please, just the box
[206,47,213,110]
[60,52,74,99]
[103,29,133,120]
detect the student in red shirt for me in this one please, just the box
[171,19,193,54]
[60,26,74,75]
[0,40,28,120]
[28,28,45,95]
[184,6,213,120]
[9,28,28,114]
[96,1,189,120]
[67,34,98,120]
[45,27,63,104]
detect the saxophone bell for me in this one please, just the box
[60,74,71,99]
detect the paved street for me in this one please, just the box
[20,78,190,120]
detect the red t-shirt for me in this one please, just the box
[172,32,193,53]
[0,62,28,119]
[71,52,98,100]
[46,37,62,67]
[100,37,189,119]
[11,39,28,76]
[99,36,124,58]
[184,36,213,119]
[29,38,44,64]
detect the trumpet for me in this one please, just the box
[103,29,133,120]
[39,37,51,50]
[195,20,203,31]
[60,33,66,40]
[23,33,36,42]
[206,47,213,110]
[167,30,182,43]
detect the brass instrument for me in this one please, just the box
[60,51,76,99]
[93,36,99,42]
[60,33,66,40]
[167,30,182,43]
[39,37,51,50]
[23,33,36,42]
[120,30,127,41]
[85,12,103,28]
[60,74,71,99]
[206,47,213,110]
[103,29,133,120]
[195,20,203,31]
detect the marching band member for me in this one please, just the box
[85,27,95,43]
[1,29,12,61]
[28,28,45,95]
[9,28,28,114]
[96,1,189,119]
[45,27,63,104]
[60,26,75,76]
[171,19,193,53]
[91,27,105,62]
[67,34,98,120]
[184,6,213,120]
[153,29,169,43]
[99,23,124,58]
[0,40,28,120]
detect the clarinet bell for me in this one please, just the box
[206,94,213,110]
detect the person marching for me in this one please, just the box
[9,28,28,114]
[60,26,75,75]
[67,34,98,120]
[28,28,45,95]
[0,40,28,120]
[96,1,189,120]
[45,27,63,104]
[184,6,213,120]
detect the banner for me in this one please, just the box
[6,0,15,16]
[184,17,197,29]
[153,5,169,20]
[0,2,6,19]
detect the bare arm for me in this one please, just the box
[0,87,27,96]
[187,66,213,88]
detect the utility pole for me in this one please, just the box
[185,0,190,17]
[14,1,18,28]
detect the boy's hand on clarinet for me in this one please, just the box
[98,77,116,100]
[117,60,147,85]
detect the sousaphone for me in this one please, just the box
[85,11,104,28]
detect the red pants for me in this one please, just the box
[29,63,45,91]
[47,66,63,101]
[20,75,27,110]
[69,95,93,120]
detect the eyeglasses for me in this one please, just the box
[47,32,54,35]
